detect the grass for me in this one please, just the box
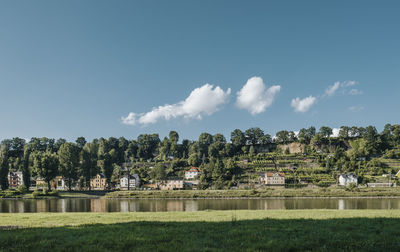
[106,187,400,199]
[1,210,400,251]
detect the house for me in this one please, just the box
[158,180,184,190]
[263,172,285,186]
[90,173,107,190]
[185,167,201,180]
[51,176,67,190]
[35,177,47,188]
[8,171,23,189]
[142,183,158,190]
[120,174,140,190]
[338,174,358,186]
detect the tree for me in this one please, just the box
[339,126,350,139]
[32,151,59,190]
[76,137,87,149]
[275,130,290,144]
[319,126,333,138]
[54,138,67,152]
[199,132,213,157]
[137,134,160,160]
[231,129,246,147]
[150,163,166,181]
[0,145,9,190]
[58,143,80,190]
[22,146,31,188]
[126,140,138,160]
[213,133,226,144]
[169,131,179,144]
[245,128,264,145]
[98,152,113,189]
[80,142,99,190]
[259,134,272,145]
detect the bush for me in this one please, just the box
[17,185,28,194]
[32,189,59,198]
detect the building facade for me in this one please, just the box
[90,173,107,190]
[8,171,23,188]
[185,167,201,180]
[120,174,140,190]
[338,174,358,186]
[158,180,184,190]
[264,172,285,186]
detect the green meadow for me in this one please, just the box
[1,210,400,251]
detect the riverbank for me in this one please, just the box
[105,187,400,199]
[1,210,400,251]
[2,187,400,200]
[0,190,105,199]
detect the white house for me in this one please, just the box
[263,172,285,186]
[8,171,23,188]
[185,167,201,180]
[338,174,358,186]
[120,174,140,190]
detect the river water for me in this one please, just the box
[1,198,400,213]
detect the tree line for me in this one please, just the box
[0,123,399,190]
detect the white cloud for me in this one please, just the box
[331,128,340,137]
[324,81,359,97]
[291,96,316,113]
[348,105,364,112]
[348,89,363,95]
[324,82,341,97]
[342,81,357,87]
[236,77,281,115]
[121,84,231,125]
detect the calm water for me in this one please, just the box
[1,198,400,213]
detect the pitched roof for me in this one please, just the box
[265,172,285,177]
[185,167,201,173]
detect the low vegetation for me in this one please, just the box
[106,187,400,199]
[1,210,400,251]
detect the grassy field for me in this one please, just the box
[106,187,400,199]
[1,210,400,251]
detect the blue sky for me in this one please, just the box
[0,0,399,142]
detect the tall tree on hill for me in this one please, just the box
[0,145,10,190]
[76,137,87,149]
[275,130,290,144]
[58,143,80,191]
[98,152,113,189]
[319,126,333,138]
[339,126,350,139]
[245,127,264,145]
[22,146,31,188]
[32,151,59,190]
[80,142,99,190]
[199,132,213,157]
[231,129,246,147]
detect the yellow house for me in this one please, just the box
[90,173,107,190]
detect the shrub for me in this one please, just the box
[17,185,28,194]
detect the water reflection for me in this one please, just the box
[2,198,400,213]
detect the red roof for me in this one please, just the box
[185,167,201,173]
[265,172,285,177]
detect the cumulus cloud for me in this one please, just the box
[121,84,231,125]
[236,77,281,115]
[290,96,316,113]
[331,128,340,137]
